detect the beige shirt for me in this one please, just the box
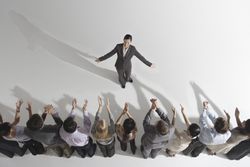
[166,129,192,155]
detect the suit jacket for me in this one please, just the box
[141,108,175,150]
[24,112,65,145]
[98,43,152,70]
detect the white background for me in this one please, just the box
[0,0,250,166]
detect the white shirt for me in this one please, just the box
[59,109,91,147]
[199,108,231,145]
[123,46,129,57]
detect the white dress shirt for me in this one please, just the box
[199,108,231,145]
[59,109,91,147]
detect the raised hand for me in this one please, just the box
[123,102,129,114]
[72,98,77,110]
[150,98,157,110]
[98,96,102,108]
[106,98,111,113]
[16,99,23,111]
[82,99,88,112]
[235,107,240,118]
[203,101,208,109]
[95,58,100,63]
[180,104,184,111]
[26,102,32,112]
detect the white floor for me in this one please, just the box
[1,0,250,166]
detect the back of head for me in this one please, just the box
[63,117,77,133]
[95,119,108,139]
[26,114,44,131]
[0,122,11,136]
[188,123,200,138]
[124,34,132,41]
[214,117,228,134]
[156,120,168,136]
[123,118,136,135]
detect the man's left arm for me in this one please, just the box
[134,47,152,67]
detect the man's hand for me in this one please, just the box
[203,101,208,109]
[72,98,77,110]
[123,103,129,114]
[180,104,184,111]
[106,98,111,113]
[82,99,88,112]
[235,107,240,118]
[172,107,176,117]
[98,96,102,108]
[150,98,157,110]
[26,102,32,112]
[150,63,156,68]
[16,99,23,111]
[95,58,100,63]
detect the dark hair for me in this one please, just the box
[124,34,132,41]
[188,123,200,138]
[0,122,11,136]
[214,117,228,134]
[123,118,136,134]
[26,114,44,131]
[63,117,77,133]
[156,120,168,135]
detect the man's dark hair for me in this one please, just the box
[214,117,228,134]
[123,118,136,134]
[124,34,132,41]
[26,114,44,131]
[63,117,77,133]
[0,122,11,136]
[188,123,200,138]
[156,120,168,135]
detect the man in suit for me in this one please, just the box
[96,34,155,88]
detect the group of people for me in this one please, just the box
[1,97,250,160]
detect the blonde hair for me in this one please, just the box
[95,119,110,139]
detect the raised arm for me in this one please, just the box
[26,102,33,119]
[106,98,115,134]
[134,47,152,67]
[96,45,118,62]
[116,103,127,125]
[235,107,243,128]
[91,96,102,135]
[82,99,91,133]
[171,107,177,126]
[11,100,23,126]
[46,105,63,126]
[180,104,191,128]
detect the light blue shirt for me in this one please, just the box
[199,108,231,145]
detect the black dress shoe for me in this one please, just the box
[127,78,133,83]
[121,85,125,88]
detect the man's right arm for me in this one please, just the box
[143,109,154,133]
[98,45,118,61]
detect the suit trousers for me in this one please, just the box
[226,139,250,160]
[140,144,162,159]
[182,137,206,157]
[72,137,97,158]
[116,66,132,86]
[23,139,45,155]
[117,136,137,154]
[0,136,27,158]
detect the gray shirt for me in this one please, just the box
[141,108,175,150]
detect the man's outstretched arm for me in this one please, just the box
[96,45,118,62]
[134,47,153,67]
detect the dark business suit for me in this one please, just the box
[98,43,152,86]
